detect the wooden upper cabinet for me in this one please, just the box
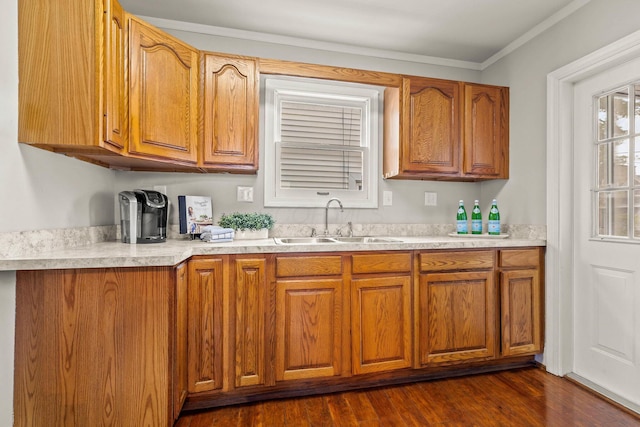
[129,17,199,164]
[18,0,125,154]
[202,54,259,172]
[463,83,509,179]
[402,77,461,176]
[384,77,508,181]
[103,0,127,150]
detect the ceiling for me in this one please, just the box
[120,0,588,68]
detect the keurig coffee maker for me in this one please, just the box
[118,190,168,244]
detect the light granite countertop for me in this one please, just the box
[0,233,546,271]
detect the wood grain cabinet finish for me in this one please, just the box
[103,0,128,150]
[18,0,127,155]
[187,258,226,393]
[498,248,543,357]
[396,77,461,177]
[384,78,508,181]
[274,255,344,381]
[351,276,412,374]
[129,17,199,164]
[462,83,509,179]
[350,252,412,374]
[14,267,181,427]
[202,54,259,172]
[417,251,497,365]
[233,257,267,387]
[174,262,189,420]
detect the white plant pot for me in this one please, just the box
[234,228,269,240]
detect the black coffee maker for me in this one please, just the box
[118,190,168,244]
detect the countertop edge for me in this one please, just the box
[0,237,546,271]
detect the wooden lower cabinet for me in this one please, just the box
[174,262,189,420]
[233,256,267,387]
[187,257,226,393]
[416,250,496,366]
[13,248,545,423]
[14,267,182,427]
[499,248,544,356]
[274,254,344,381]
[275,278,344,380]
[350,252,413,374]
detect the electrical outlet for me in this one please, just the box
[383,191,393,206]
[237,186,254,202]
[424,191,437,206]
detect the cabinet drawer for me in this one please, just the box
[276,255,342,277]
[499,248,540,269]
[420,250,494,272]
[352,252,412,274]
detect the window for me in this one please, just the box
[264,76,380,208]
[593,82,640,239]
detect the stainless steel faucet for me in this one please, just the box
[324,198,343,235]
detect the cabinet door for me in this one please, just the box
[403,77,461,175]
[463,83,508,178]
[187,258,225,392]
[129,18,198,163]
[500,269,542,356]
[103,0,127,151]
[351,276,412,374]
[275,278,343,381]
[173,262,188,420]
[418,271,496,365]
[234,257,266,387]
[202,54,258,171]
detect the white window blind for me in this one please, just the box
[279,101,364,190]
[264,77,380,208]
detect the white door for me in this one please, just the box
[573,57,640,407]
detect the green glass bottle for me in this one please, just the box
[488,199,500,235]
[456,200,468,234]
[471,200,482,234]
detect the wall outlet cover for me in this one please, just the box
[424,192,437,206]
[383,191,392,206]
[237,186,254,202]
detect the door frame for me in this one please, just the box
[546,30,640,379]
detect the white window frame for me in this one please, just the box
[264,76,380,208]
[591,81,640,241]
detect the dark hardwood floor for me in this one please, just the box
[176,367,640,426]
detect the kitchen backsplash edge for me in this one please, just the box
[1,224,546,258]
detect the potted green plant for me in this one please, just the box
[218,212,275,240]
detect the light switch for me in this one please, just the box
[237,186,254,202]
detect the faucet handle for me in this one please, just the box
[310,228,316,237]
[347,221,353,237]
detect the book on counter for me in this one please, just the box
[178,195,213,235]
